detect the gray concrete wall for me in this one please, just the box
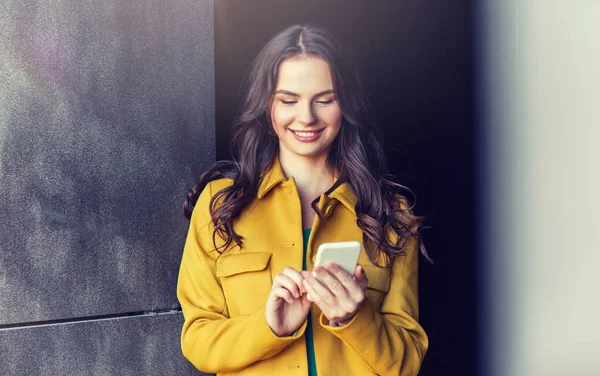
[0,314,192,375]
[0,0,214,374]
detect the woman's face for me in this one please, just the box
[270,57,343,162]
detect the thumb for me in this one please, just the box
[354,264,368,290]
[302,292,312,309]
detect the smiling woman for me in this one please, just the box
[270,58,342,162]
[177,24,429,376]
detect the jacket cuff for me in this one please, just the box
[256,308,308,357]
[318,302,376,337]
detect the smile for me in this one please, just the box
[288,128,325,142]
[289,129,324,137]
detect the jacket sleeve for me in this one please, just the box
[177,181,307,373]
[319,235,428,376]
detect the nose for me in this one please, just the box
[297,102,317,126]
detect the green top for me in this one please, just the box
[302,228,318,376]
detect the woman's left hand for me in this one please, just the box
[301,263,369,326]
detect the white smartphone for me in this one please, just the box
[314,241,362,277]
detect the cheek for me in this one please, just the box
[320,107,343,129]
[271,105,294,132]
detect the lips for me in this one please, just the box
[289,128,324,142]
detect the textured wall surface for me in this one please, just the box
[0,0,214,323]
[0,313,202,375]
[0,0,214,374]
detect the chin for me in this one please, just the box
[296,148,330,159]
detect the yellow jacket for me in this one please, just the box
[177,159,428,375]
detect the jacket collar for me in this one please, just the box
[257,157,287,199]
[257,157,358,214]
[328,182,358,214]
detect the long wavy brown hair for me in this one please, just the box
[184,24,430,264]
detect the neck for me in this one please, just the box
[278,149,335,198]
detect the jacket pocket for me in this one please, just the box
[216,252,273,317]
[362,264,391,311]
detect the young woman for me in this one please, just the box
[178,24,429,376]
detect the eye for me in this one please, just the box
[280,99,297,105]
[316,99,335,105]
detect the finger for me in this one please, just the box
[320,264,365,309]
[322,263,364,304]
[301,292,312,309]
[270,286,295,305]
[325,263,359,292]
[354,264,369,290]
[325,261,352,277]
[303,274,336,311]
[340,264,367,303]
[313,265,349,298]
[281,267,306,293]
[273,273,301,298]
[273,274,300,298]
[303,278,347,322]
[316,267,361,313]
[341,265,367,305]
[303,279,330,310]
[300,270,313,294]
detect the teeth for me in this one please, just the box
[294,131,317,137]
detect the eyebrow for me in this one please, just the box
[274,89,336,97]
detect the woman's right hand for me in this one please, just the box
[265,267,311,337]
